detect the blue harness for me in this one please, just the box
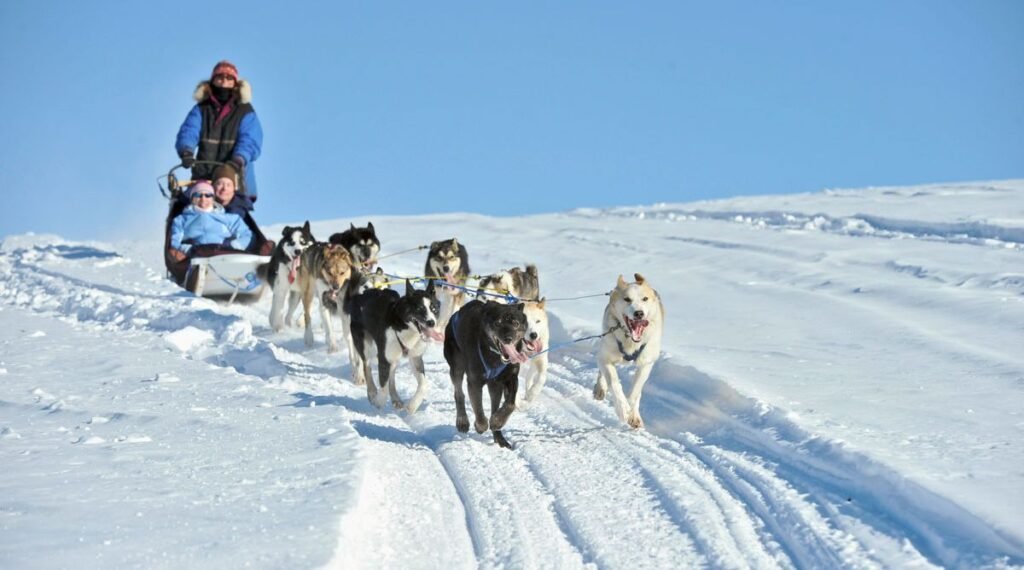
[451,310,508,381]
[616,338,647,362]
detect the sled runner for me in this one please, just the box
[159,162,273,300]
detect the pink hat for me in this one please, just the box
[189,181,215,199]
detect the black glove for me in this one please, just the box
[228,155,245,171]
[179,151,195,168]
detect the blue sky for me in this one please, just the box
[1,1,1021,241]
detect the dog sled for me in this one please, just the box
[159,162,273,300]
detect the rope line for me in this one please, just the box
[527,324,621,360]
[376,244,429,261]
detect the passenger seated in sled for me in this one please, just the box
[210,162,254,217]
[170,180,253,253]
[208,162,274,256]
[165,181,251,284]
[163,163,274,286]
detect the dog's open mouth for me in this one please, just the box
[623,315,649,342]
[417,322,444,342]
[523,338,543,354]
[500,342,530,364]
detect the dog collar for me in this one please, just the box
[616,338,647,362]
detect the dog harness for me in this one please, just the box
[451,310,508,381]
[616,338,647,362]
[394,329,410,357]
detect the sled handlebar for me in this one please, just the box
[157,160,247,199]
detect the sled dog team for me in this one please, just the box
[261,222,665,448]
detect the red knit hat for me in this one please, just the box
[211,60,239,81]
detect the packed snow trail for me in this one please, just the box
[3,181,1024,569]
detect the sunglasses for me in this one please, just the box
[192,192,215,199]
[213,74,236,82]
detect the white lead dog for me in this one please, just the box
[593,273,664,429]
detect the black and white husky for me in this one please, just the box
[328,222,381,271]
[266,221,316,332]
[350,279,445,413]
[424,238,470,329]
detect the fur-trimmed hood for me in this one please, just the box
[193,79,252,104]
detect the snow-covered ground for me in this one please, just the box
[1,180,1022,569]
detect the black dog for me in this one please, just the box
[329,222,380,271]
[350,280,444,413]
[444,300,529,449]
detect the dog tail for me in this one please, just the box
[526,264,538,278]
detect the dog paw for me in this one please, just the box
[352,375,366,386]
[391,398,405,410]
[515,398,530,411]
[456,416,470,433]
[368,391,385,409]
[593,384,606,401]
[626,412,645,430]
[493,431,514,450]
[327,343,339,354]
[474,419,488,434]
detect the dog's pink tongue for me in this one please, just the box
[287,256,302,283]
[425,328,445,342]
[445,273,457,284]
[628,319,649,342]
[501,343,529,364]
[524,338,543,354]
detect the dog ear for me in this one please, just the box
[367,221,375,234]
[303,220,311,233]
[281,226,293,238]
[617,274,628,289]
[634,273,646,285]
[537,297,546,310]
[451,238,459,250]
[425,278,436,295]
[405,279,414,295]
[375,266,384,275]
[513,302,525,313]
[350,223,356,231]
